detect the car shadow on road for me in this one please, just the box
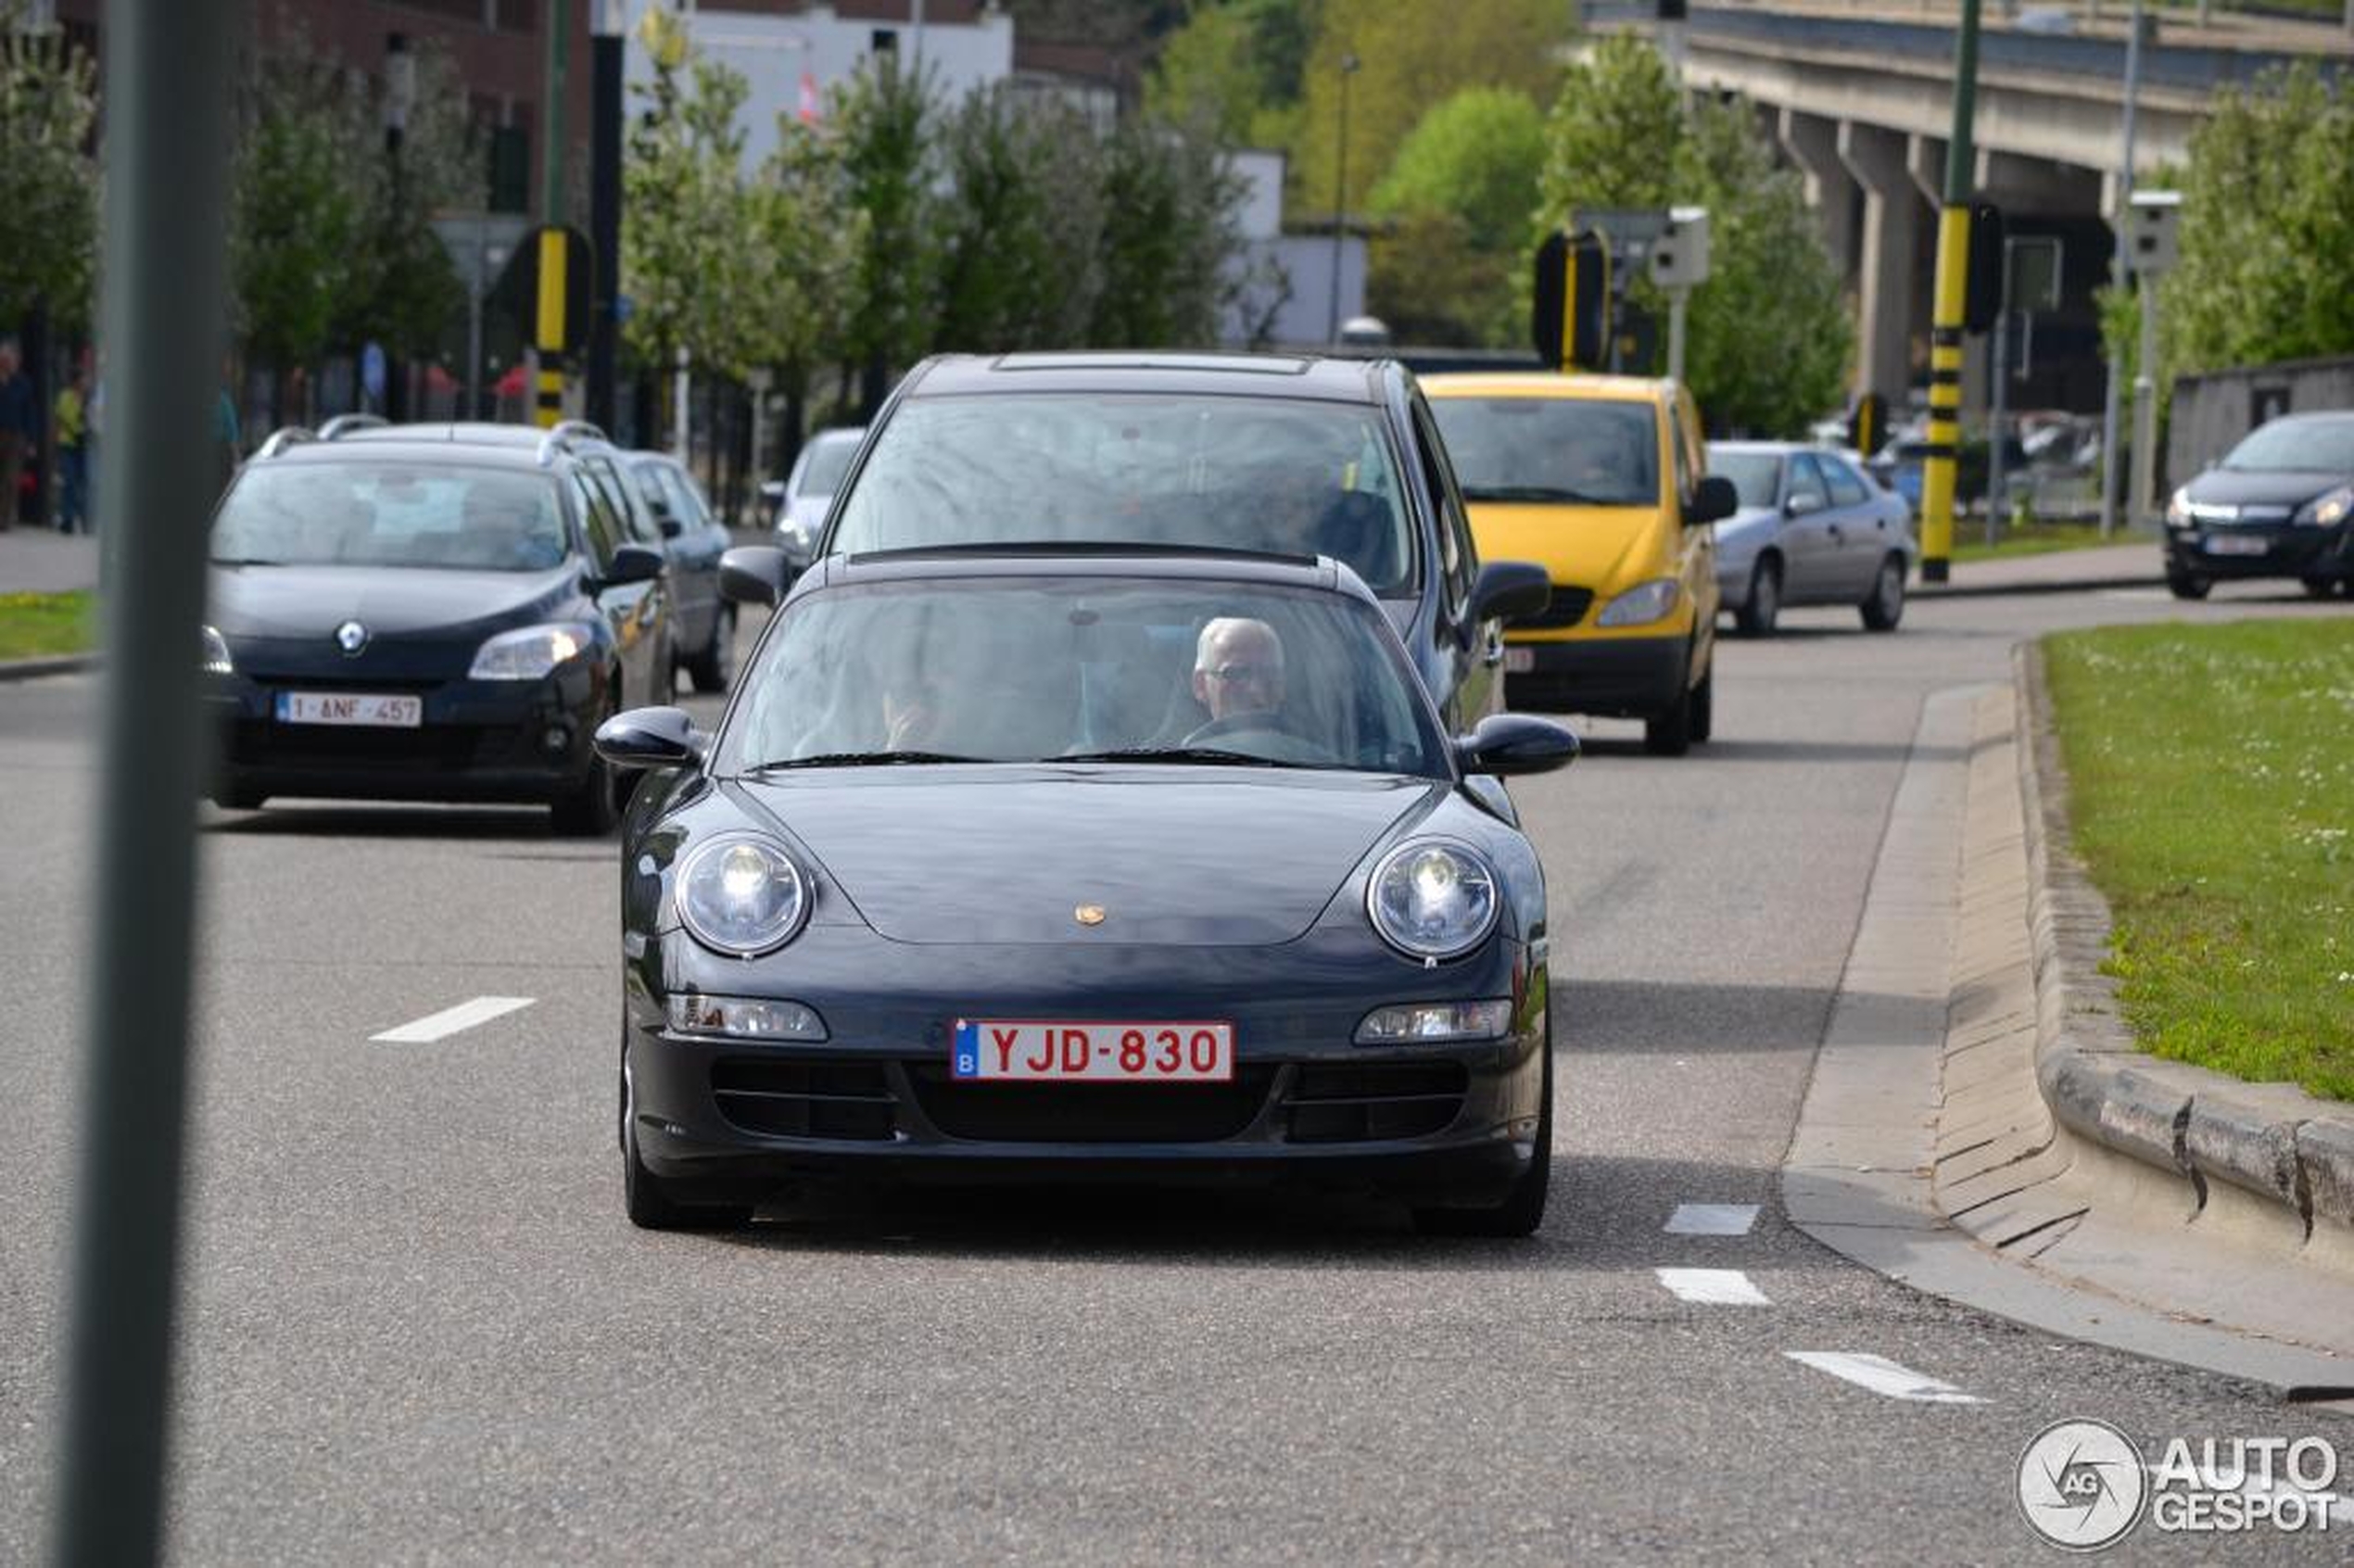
[201,802,584,841]
[704,1144,1794,1272]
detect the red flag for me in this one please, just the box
[798,69,820,124]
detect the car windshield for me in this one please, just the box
[717,576,1444,776]
[827,394,1418,594]
[1710,450,1781,509]
[2221,416,2354,474]
[1429,397,1660,506]
[794,433,860,497]
[211,462,566,571]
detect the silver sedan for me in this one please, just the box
[1708,442,1917,635]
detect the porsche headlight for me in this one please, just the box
[1367,841,1500,962]
[468,621,598,680]
[201,625,234,676]
[677,834,809,956]
[2296,486,2353,528]
[1595,577,1682,627]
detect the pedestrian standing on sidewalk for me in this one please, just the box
[0,340,33,532]
[54,355,90,534]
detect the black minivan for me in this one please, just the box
[806,353,1550,735]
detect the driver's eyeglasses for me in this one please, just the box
[1207,663,1282,685]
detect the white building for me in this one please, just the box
[621,2,1015,174]
[1221,148,1367,349]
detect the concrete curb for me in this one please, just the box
[1916,573,2160,601]
[2015,640,2354,1246]
[0,652,97,684]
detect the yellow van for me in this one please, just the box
[1422,373,1736,756]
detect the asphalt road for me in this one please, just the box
[2,579,2348,1563]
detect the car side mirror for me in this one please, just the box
[595,705,707,771]
[657,515,684,539]
[1455,713,1578,778]
[720,544,793,606]
[602,542,665,587]
[775,525,816,575]
[1784,491,1825,518]
[1689,474,1740,525]
[1470,560,1551,626]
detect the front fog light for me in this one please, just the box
[1355,1000,1512,1044]
[667,994,828,1041]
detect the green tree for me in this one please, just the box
[1365,87,1545,345]
[622,40,754,383]
[2108,65,2354,389]
[934,87,1107,351]
[348,43,484,364]
[829,56,943,414]
[1289,0,1570,221]
[1090,111,1245,348]
[1146,0,1318,148]
[1537,33,1850,435]
[232,53,376,406]
[0,9,98,335]
[737,118,867,449]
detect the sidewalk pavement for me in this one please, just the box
[0,527,101,596]
[1915,539,2162,599]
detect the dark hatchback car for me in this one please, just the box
[2164,411,2354,600]
[626,449,737,691]
[597,550,1578,1235]
[813,353,1550,735]
[203,421,674,832]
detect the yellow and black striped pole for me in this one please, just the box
[533,226,569,429]
[1919,0,1983,585]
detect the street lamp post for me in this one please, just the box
[1327,51,1360,345]
[2098,0,2146,538]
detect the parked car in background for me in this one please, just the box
[815,353,1550,736]
[598,549,1578,1235]
[2163,411,2354,600]
[1708,441,1917,636]
[626,449,736,691]
[773,425,864,563]
[202,420,672,833]
[1423,373,1734,756]
[1869,433,2030,519]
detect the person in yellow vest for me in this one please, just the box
[54,357,90,535]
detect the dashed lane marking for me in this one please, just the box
[1666,1203,1759,1235]
[371,995,537,1043]
[1657,1269,1772,1306]
[1784,1352,1984,1404]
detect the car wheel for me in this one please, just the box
[1414,1031,1552,1238]
[1735,557,1780,637]
[1859,553,1905,631]
[1689,657,1714,743]
[209,784,266,811]
[2300,575,2341,601]
[2166,569,2211,601]
[551,700,622,836]
[1643,664,1695,757]
[687,602,736,693]
[621,1043,753,1232]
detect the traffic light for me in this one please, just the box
[1531,230,1610,372]
[1963,202,2006,335]
[1849,392,1888,457]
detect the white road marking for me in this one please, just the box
[1656,1268,1771,1306]
[1785,1351,1984,1404]
[371,995,537,1043]
[1666,1202,1759,1235]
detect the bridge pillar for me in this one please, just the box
[1777,108,1857,275]
[1837,121,1924,406]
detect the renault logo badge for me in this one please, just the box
[1075,904,1107,927]
[335,621,369,656]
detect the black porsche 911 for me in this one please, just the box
[598,548,1579,1235]
[201,421,674,831]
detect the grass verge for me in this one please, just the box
[1950,521,2144,563]
[2044,620,2354,1101]
[0,590,95,662]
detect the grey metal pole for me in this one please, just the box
[1327,52,1359,345]
[465,261,486,421]
[52,1,239,1563]
[2131,275,2159,527]
[1666,288,1690,384]
[1987,307,2010,548]
[2098,0,2145,538]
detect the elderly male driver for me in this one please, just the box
[1188,616,1286,738]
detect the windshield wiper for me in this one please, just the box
[1462,485,1619,505]
[1053,746,1288,767]
[744,750,988,771]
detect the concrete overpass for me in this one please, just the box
[1592,2,2352,420]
